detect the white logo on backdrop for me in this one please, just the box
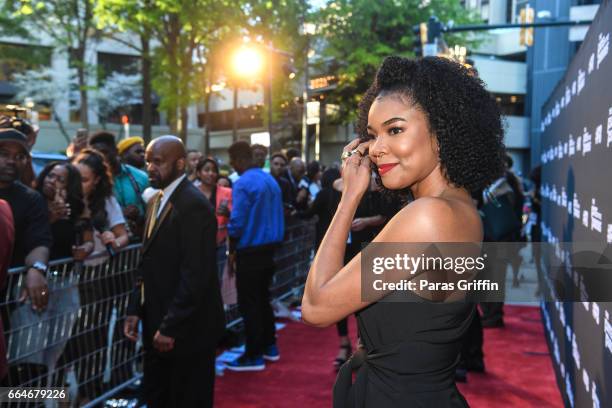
[540,31,610,133]
[541,184,610,242]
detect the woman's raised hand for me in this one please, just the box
[341,139,372,201]
[49,186,70,223]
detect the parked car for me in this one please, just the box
[31,152,68,176]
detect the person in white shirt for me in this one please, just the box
[73,149,129,255]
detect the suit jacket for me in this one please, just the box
[128,178,225,353]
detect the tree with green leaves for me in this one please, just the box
[12,66,74,141]
[95,0,157,143]
[149,1,244,143]
[314,0,479,124]
[7,0,101,129]
[96,1,251,145]
[213,0,309,151]
[0,4,30,39]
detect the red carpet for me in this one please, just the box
[215,305,562,407]
[456,305,563,408]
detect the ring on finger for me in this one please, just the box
[355,148,368,157]
[341,150,353,161]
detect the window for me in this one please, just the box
[198,105,264,131]
[97,52,140,82]
[493,93,525,116]
[0,42,52,82]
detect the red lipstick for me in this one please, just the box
[378,163,398,176]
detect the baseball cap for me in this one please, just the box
[0,115,35,136]
[0,128,30,155]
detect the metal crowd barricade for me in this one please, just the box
[1,218,315,406]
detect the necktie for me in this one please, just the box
[142,191,163,306]
[146,191,163,239]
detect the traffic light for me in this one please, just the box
[412,22,427,57]
[427,16,442,44]
[519,5,534,46]
[413,16,445,57]
[424,16,443,56]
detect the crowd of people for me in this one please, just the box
[0,57,541,408]
[0,115,395,405]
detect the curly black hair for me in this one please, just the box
[357,56,506,203]
[35,161,85,223]
[73,148,114,229]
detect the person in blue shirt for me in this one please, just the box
[89,131,149,240]
[226,141,284,372]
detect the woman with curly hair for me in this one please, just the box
[35,162,94,260]
[302,56,505,407]
[67,148,129,402]
[73,149,129,255]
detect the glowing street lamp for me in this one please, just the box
[228,42,295,147]
[230,46,265,141]
[231,46,264,79]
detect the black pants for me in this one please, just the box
[481,302,504,324]
[480,245,507,325]
[460,305,484,365]
[236,246,277,357]
[143,348,216,408]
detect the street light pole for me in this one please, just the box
[262,42,294,161]
[267,44,274,154]
[231,41,293,159]
[232,85,238,142]
[301,38,310,162]
[300,22,316,162]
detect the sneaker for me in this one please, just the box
[263,344,280,362]
[225,354,265,372]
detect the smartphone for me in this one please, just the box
[76,128,88,141]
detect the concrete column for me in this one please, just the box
[50,48,70,123]
[488,0,508,24]
[187,104,198,129]
[86,47,99,125]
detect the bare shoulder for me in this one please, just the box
[377,196,482,243]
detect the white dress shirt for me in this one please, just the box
[157,174,186,217]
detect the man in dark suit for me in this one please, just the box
[124,135,224,407]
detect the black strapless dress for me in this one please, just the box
[333,292,474,407]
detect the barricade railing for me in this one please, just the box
[1,218,316,407]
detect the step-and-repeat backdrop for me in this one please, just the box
[539,1,611,407]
